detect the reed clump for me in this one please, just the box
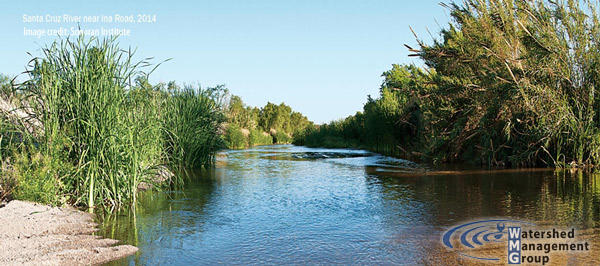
[162,83,226,169]
[0,36,226,208]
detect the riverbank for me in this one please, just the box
[0,200,137,265]
[0,36,227,209]
[294,0,600,169]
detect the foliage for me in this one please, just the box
[1,76,21,202]
[249,129,273,146]
[297,0,600,168]
[9,145,72,205]
[0,116,16,202]
[416,0,600,167]
[273,130,292,144]
[294,65,427,157]
[224,95,312,148]
[225,124,248,149]
[0,74,11,100]
[1,36,226,208]
[162,83,226,169]
[18,36,164,207]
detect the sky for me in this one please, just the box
[1,0,450,124]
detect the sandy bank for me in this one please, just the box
[0,200,137,265]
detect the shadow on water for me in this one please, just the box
[97,145,600,265]
[366,167,600,228]
[96,169,217,265]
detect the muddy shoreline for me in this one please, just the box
[0,200,137,265]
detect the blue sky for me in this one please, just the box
[2,0,450,123]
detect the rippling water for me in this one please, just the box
[98,145,600,265]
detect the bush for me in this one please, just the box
[8,143,73,205]
[297,0,600,168]
[225,95,313,146]
[249,129,273,146]
[21,36,163,207]
[273,131,292,144]
[225,124,247,149]
[16,36,227,208]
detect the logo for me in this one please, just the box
[442,218,591,265]
[442,219,533,262]
[507,226,521,264]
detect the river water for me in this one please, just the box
[98,145,600,265]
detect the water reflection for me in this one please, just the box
[97,171,216,265]
[98,145,600,265]
[368,168,600,228]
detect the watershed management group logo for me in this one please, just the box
[442,219,591,265]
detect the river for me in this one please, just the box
[98,145,600,265]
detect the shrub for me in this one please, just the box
[249,129,273,146]
[225,124,247,149]
[273,131,292,144]
[297,0,600,168]
[10,146,71,205]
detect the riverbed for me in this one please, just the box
[98,145,600,265]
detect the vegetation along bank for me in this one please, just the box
[0,34,313,210]
[0,34,313,263]
[294,0,600,169]
[224,95,312,149]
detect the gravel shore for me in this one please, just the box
[0,200,137,265]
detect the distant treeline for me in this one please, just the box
[224,95,312,149]
[295,0,600,168]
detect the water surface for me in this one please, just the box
[99,145,600,265]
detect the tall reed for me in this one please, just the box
[161,84,226,170]
[21,36,162,208]
[2,36,228,208]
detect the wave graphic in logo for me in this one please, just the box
[442,219,535,261]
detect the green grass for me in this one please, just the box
[162,84,226,169]
[2,36,226,208]
[19,36,164,207]
[9,146,70,204]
